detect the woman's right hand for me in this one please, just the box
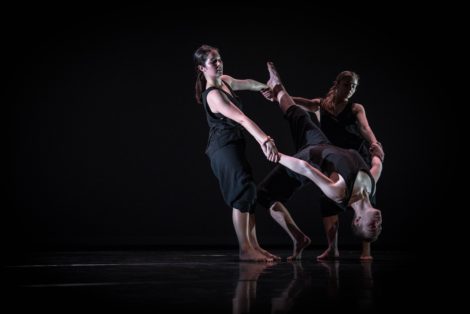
[261,138,280,163]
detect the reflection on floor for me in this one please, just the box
[5,249,426,313]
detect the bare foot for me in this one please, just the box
[256,247,282,260]
[287,235,311,260]
[240,249,274,262]
[316,248,339,260]
[266,62,282,90]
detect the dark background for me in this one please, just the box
[8,5,453,254]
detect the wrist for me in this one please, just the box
[262,136,273,146]
[258,84,268,91]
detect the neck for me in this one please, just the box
[350,171,372,204]
[334,97,349,106]
[206,77,222,89]
[350,194,371,215]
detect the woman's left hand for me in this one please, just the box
[260,87,274,102]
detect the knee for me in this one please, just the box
[245,181,257,203]
[234,182,257,214]
[269,201,284,213]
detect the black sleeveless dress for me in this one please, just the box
[319,101,371,165]
[202,81,256,213]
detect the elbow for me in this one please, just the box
[326,184,345,204]
[371,158,383,181]
[376,160,383,172]
[375,165,383,180]
[360,126,370,135]
[299,161,311,176]
[237,117,248,126]
[372,156,383,169]
[231,113,248,126]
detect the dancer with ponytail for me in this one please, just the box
[194,45,279,261]
[288,72,384,260]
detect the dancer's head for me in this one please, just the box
[322,71,360,114]
[352,206,382,242]
[194,44,222,104]
[335,71,359,101]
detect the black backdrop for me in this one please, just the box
[8,5,452,254]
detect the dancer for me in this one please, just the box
[194,45,279,261]
[258,62,382,260]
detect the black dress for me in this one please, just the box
[202,81,256,213]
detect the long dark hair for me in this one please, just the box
[321,71,360,114]
[194,44,219,104]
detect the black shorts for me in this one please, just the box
[208,141,256,213]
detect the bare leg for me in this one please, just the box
[266,62,297,114]
[360,241,373,260]
[269,202,311,260]
[317,215,340,260]
[248,214,281,260]
[233,209,274,262]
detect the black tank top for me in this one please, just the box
[319,101,371,165]
[202,80,245,155]
[308,144,376,209]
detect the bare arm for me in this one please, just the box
[353,103,378,144]
[279,153,345,202]
[353,103,385,162]
[206,89,278,162]
[292,97,321,112]
[369,156,383,183]
[221,75,268,91]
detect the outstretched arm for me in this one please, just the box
[353,103,378,144]
[221,75,268,91]
[279,153,345,203]
[353,103,385,162]
[292,97,321,112]
[206,89,279,162]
